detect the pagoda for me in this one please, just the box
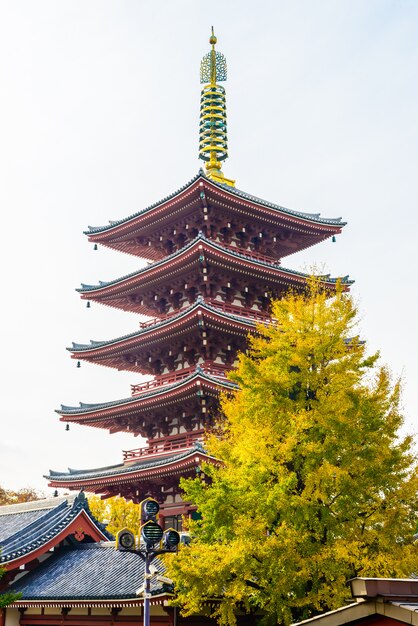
[47,31,349,530]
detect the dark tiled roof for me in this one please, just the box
[58,365,236,415]
[86,171,344,234]
[46,442,212,483]
[9,542,167,600]
[0,509,50,544]
[0,493,113,564]
[78,232,351,294]
[214,178,345,225]
[86,172,202,233]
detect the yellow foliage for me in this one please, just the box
[88,495,141,537]
[165,281,418,626]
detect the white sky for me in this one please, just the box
[0,1,417,494]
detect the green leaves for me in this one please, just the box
[0,556,21,607]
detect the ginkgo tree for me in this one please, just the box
[165,280,418,626]
[88,494,141,537]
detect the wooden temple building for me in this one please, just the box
[3,497,418,626]
[0,494,180,626]
[45,31,349,528]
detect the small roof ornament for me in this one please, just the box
[199,28,235,187]
[200,27,227,84]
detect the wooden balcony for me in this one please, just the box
[138,299,270,333]
[220,240,280,265]
[207,300,271,323]
[130,361,229,396]
[123,433,203,463]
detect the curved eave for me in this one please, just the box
[58,370,236,422]
[86,172,203,236]
[46,449,218,490]
[78,234,351,304]
[10,594,173,609]
[69,300,258,361]
[86,173,345,246]
[1,509,110,571]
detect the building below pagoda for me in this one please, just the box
[2,497,417,626]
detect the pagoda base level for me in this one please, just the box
[46,443,218,515]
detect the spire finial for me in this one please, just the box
[199,29,235,187]
[209,26,217,46]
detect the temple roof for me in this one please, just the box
[0,492,112,568]
[46,442,215,486]
[86,172,345,237]
[8,542,168,605]
[58,366,236,417]
[69,298,258,354]
[78,232,350,297]
[67,288,350,358]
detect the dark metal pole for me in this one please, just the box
[143,550,151,626]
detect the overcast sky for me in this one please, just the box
[0,0,417,493]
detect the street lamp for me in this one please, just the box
[115,497,180,626]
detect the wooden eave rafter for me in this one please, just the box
[47,450,216,491]
[11,593,173,609]
[87,176,344,259]
[58,374,228,429]
[70,302,256,372]
[79,237,340,315]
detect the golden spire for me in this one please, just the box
[199,28,235,187]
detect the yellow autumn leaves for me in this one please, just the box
[165,282,418,625]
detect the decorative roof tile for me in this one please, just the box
[58,366,236,415]
[70,297,259,352]
[9,542,168,600]
[46,442,212,483]
[78,233,351,294]
[0,493,113,564]
[86,172,202,233]
[85,172,344,235]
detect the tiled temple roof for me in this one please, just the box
[78,232,351,294]
[69,298,259,352]
[86,171,345,234]
[0,492,113,564]
[46,441,212,483]
[9,542,168,602]
[58,365,236,415]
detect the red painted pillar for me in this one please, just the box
[0,608,6,626]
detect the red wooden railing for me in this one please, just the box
[139,313,175,329]
[123,433,202,463]
[219,240,279,265]
[130,361,229,396]
[205,300,271,323]
[131,368,195,395]
[138,299,269,332]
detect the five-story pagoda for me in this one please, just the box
[47,31,349,530]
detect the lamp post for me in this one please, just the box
[115,498,180,626]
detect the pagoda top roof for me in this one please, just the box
[85,171,345,235]
[78,232,351,295]
[8,542,168,606]
[46,441,214,484]
[58,365,236,416]
[0,492,112,567]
